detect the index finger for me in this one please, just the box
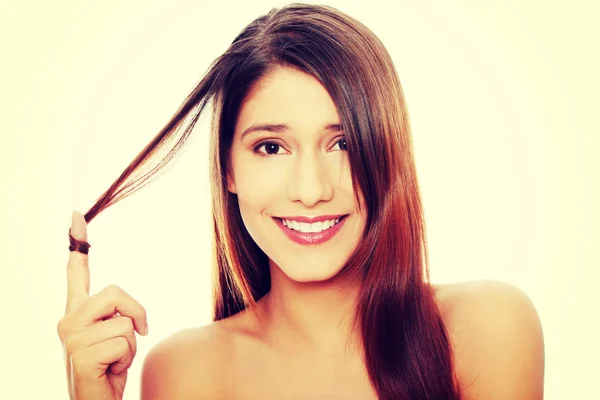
[66,210,91,314]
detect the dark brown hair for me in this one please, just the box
[71,3,462,399]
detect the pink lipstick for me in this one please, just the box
[273,215,348,245]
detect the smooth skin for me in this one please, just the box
[60,66,544,399]
[57,211,149,399]
[138,283,544,400]
[141,67,544,399]
[58,226,544,400]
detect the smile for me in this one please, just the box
[273,215,348,245]
[282,217,342,233]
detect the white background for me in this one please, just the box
[1,0,598,398]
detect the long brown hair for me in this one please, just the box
[72,3,462,399]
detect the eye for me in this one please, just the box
[330,136,348,151]
[252,141,287,156]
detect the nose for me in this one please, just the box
[286,150,335,207]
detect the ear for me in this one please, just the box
[226,169,237,194]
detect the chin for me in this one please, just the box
[270,257,347,284]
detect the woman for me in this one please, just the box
[56,3,544,399]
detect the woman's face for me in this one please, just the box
[227,66,366,283]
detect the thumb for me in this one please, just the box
[66,210,91,313]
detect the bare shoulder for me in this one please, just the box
[140,320,235,400]
[434,280,545,400]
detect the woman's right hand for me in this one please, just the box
[56,211,149,399]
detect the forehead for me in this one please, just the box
[235,67,340,135]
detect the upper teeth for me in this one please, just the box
[283,218,341,233]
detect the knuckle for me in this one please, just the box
[118,316,134,331]
[119,336,136,362]
[105,284,123,296]
[129,328,138,347]
[57,316,75,341]
[130,337,138,359]
[117,336,131,353]
[63,335,78,354]
[56,318,67,339]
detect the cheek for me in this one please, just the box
[233,164,282,234]
[234,169,280,207]
[232,153,286,200]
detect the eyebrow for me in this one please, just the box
[240,123,342,139]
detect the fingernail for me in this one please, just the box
[143,324,149,336]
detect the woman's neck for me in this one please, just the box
[257,262,363,357]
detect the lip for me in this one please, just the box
[275,214,347,223]
[273,215,348,246]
